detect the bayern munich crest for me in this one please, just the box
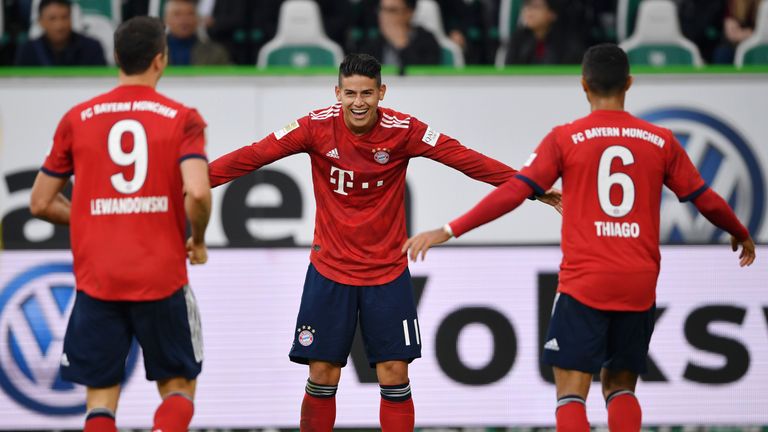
[373,148,390,164]
[297,325,316,346]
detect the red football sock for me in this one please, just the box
[380,398,415,432]
[607,391,642,432]
[152,393,194,432]
[300,393,336,432]
[84,415,117,432]
[556,396,590,432]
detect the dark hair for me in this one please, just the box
[114,16,167,75]
[338,53,382,86]
[39,0,71,15]
[582,43,630,96]
[403,0,416,10]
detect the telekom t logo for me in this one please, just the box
[330,166,385,195]
[330,166,354,195]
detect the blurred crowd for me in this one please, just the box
[0,0,762,67]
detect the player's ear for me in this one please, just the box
[335,85,342,102]
[379,84,387,100]
[581,77,589,93]
[625,75,633,92]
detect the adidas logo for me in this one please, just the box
[544,338,560,351]
[326,148,339,159]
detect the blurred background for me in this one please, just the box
[0,0,767,430]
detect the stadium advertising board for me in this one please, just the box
[0,247,765,428]
[1,75,766,248]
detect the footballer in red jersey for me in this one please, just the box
[30,17,211,432]
[209,53,561,431]
[403,44,756,431]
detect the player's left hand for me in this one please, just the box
[537,188,562,214]
[402,228,451,262]
[186,237,208,265]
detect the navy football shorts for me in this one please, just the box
[542,292,655,374]
[289,264,422,367]
[60,286,203,387]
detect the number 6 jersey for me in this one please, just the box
[42,85,207,301]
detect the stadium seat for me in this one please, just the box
[412,0,465,67]
[81,15,116,66]
[735,0,768,66]
[148,0,168,17]
[498,0,523,44]
[619,0,703,66]
[616,0,642,42]
[257,0,344,68]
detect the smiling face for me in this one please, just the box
[335,74,387,135]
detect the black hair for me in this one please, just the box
[114,16,167,75]
[582,43,630,96]
[403,0,416,10]
[39,0,71,15]
[338,53,382,87]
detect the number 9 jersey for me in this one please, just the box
[518,110,706,311]
[41,85,207,301]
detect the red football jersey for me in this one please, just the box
[42,85,207,301]
[210,104,516,285]
[518,110,706,310]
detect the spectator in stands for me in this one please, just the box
[205,0,281,65]
[165,0,230,65]
[503,0,584,65]
[713,0,760,63]
[357,0,442,69]
[677,0,725,64]
[14,0,106,66]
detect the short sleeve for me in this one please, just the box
[516,128,562,195]
[664,134,707,202]
[41,113,75,177]
[178,108,208,162]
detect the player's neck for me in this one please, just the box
[590,98,625,112]
[118,71,160,89]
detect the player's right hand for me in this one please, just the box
[186,237,208,265]
[731,235,756,267]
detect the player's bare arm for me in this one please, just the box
[181,158,212,265]
[29,172,71,225]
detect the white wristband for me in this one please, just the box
[443,224,454,238]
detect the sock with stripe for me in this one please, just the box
[380,382,415,432]
[300,379,337,432]
[607,390,642,432]
[556,395,590,432]
[152,392,194,432]
[84,407,117,432]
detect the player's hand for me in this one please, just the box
[186,237,208,265]
[731,235,756,267]
[537,188,562,214]
[401,228,451,262]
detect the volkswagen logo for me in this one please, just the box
[0,263,138,415]
[642,108,765,243]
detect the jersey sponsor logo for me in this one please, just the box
[0,263,139,415]
[329,166,386,195]
[273,120,300,140]
[422,127,441,146]
[325,148,340,159]
[372,148,390,164]
[297,325,315,346]
[642,108,765,243]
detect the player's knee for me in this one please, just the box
[308,361,342,385]
[376,360,409,385]
[157,377,196,400]
[600,369,637,400]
